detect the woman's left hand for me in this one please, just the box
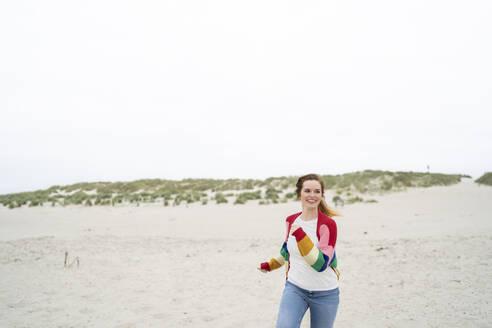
[290,224,301,235]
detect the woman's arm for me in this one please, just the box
[291,221,337,272]
[258,242,289,272]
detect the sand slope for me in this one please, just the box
[1,179,491,327]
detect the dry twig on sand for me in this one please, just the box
[64,251,80,268]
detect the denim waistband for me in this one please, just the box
[286,280,339,296]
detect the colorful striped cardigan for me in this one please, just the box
[260,211,339,279]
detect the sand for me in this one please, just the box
[1,178,491,327]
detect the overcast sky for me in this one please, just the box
[1,0,491,194]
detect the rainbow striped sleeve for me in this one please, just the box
[260,242,289,272]
[291,226,337,272]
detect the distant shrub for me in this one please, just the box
[185,194,195,204]
[424,173,462,186]
[243,180,255,190]
[157,190,173,200]
[173,194,183,206]
[321,176,337,188]
[113,195,124,205]
[139,192,157,203]
[354,182,368,193]
[99,193,112,199]
[365,199,378,203]
[393,173,413,187]
[85,199,93,206]
[234,198,246,205]
[346,196,364,204]
[284,192,296,199]
[337,176,351,189]
[63,182,93,193]
[234,190,261,204]
[475,172,492,186]
[332,196,342,203]
[265,187,281,200]
[332,195,344,207]
[382,181,393,191]
[215,193,228,204]
[192,192,205,202]
[201,199,208,205]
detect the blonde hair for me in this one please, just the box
[296,173,340,217]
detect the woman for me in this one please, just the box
[258,174,340,328]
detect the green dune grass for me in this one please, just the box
[475,172,492,186]
[0,171,469,209]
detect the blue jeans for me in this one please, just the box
[276,280,339,328]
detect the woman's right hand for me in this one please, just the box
[290,224,300,235]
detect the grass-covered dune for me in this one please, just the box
[0,171,469,209]
[475,172,492,186]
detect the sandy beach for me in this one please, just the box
[1,178,491,327]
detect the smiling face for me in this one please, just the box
[299,179,323,210]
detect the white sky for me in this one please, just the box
[1,0,491,194]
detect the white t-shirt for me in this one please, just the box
[287,216,339,291]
